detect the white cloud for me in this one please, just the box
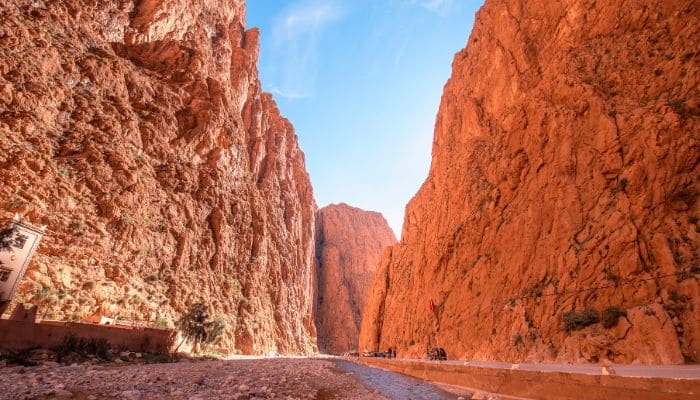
[415,0,455,16]
[267,84,310,100]
[267,0,345,100]
[274,1,344,40]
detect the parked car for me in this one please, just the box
[427,347,447,361]
[343,351,359,358]
[382,348,396,359]
[361,349,396,358]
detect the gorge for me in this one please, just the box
[0,0,698,379]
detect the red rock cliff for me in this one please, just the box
[315,204,396,354]
[360,0,699,364]
[0,0,317,354]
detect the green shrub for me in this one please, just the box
[52,334,111,363]
[601,306,627,328]
[227,278,240,290]
[613,178,628,194]
[82,281,96,290]
[562,307,599,332]
[604,269,621,284]
[669,290,688,303]
[83,338,110,360]
[176,301,226,353]
[122,213,134,225]
[672,187,697,207]
[0,348,38,366]
[513,334,524,346]
[142,352,178,364]
[154,315,169,329]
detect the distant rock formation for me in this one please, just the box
[360,0,699,364]
[0,0,317,354]
[315,204,396,354]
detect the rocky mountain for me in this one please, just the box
[0,0,317,354]
[360,0,699,364]
[315,204,396,354]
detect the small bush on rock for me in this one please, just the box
[512,334,524,346]
[601,306,627,328]
[562,307,599,332]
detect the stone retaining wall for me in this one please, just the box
[0,319,176,353]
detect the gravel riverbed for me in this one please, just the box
[0,357,392,400]
[0,356,492,400]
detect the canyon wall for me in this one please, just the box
[315,204,396,354]
[360,0,699,364]
[0,0,317,354]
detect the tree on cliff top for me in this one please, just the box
[176,301,225,353]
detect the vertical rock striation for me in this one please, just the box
[361,0,699,364]
[315,204,396,354]
[0,0,317,354]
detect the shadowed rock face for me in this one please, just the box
[360,0,699,364]
[0,0,317,354]
[315,204,397,354]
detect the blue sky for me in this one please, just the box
[246,1,483,237]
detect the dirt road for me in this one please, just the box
[448,360,700,379]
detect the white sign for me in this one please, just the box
[0,214,46,302]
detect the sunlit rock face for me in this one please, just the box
[0,0,317,354]
[360,0,699,364]
[315,204,396,354]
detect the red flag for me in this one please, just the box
[429,297,435,313]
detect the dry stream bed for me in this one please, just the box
[0,357,480,400]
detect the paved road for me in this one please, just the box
[390,358,700,379]
[333,360,467,399]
